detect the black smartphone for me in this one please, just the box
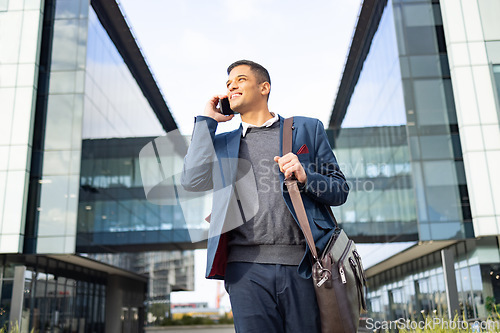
[219,97,236,115]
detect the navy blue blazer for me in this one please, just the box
[181,115,349,280]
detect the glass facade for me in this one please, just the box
[1,0,191,331]
[75,5,197,329]
[77,137,195,251]
[30,1,171,254]
[0,255,107,332]
[83,8,164,140]
[0,262,14,326]
[393,0,472,241]
[367,239,499,323]
[332,0,472,242]
[33,0,89,253]
[74,7,198,252]
[89,250,195,314]
[332,0,495,325]
[330,126,417,242]
[26,0,186,254]
[340,3,406,129]
[331,2,418,242]
[83,250,195,328]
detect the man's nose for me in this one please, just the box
[228,81,238,90]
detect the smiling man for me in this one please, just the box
[181,60,349,332]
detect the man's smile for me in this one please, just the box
[230,92,242,99]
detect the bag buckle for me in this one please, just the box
[339,266,346,284]
[316,266,332,288]
[317,274,329,288]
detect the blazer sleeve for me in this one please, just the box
[180,116,218,192]
[302,119,349,206]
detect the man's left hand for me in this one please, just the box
[274,153,307,184]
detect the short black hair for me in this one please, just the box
[227,60,271,86]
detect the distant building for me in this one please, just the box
[331,0,500,322]
[89,251,195,313]
[0,1,195,332]
[170,302,223,320]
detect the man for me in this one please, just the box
[181,60,348,332]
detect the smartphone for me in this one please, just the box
[219,97,236,115]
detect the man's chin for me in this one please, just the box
[230,104,241,114]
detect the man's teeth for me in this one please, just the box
[231,94,241,99]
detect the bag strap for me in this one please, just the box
[283,117,319,261]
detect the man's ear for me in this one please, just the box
[260,82,270,97]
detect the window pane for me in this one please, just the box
[403,3,434,27]
[44,94,74,149]
[426,185,462,222]
[342,3,406,128]
[493,65,500,105]
[38,176,70,236]
[55,0,82,19]
[0,0,8,11]
[413,80,449,126]
[419,135,453,160]
[405,26,438,55]
[51,19,80,70]
[48,71,76,93]
[429,222,462,240]
[423,161,458,186]
[410,55,442,78]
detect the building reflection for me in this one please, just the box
[331,0,500,327]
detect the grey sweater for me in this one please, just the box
[227,122,305,265]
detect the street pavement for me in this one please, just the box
[146,324,371,332]
[146,325,235,333]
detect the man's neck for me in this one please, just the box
[240,108,274,126]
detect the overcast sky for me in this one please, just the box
[118,0,362,309]
[118,0,362,135]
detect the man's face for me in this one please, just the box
[226,65,266,113]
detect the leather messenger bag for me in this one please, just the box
[283,117,367,333]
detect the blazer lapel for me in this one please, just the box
[279,116,284,156]
[292,118,298,153]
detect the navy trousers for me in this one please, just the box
[224,262,321,333]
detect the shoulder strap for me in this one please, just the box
[282,117,319,260]
[283,117,339,227]
[283,117,294,155]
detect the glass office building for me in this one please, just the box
[331,0,500,324]
[89,251,195,322]
[0,1,194,332]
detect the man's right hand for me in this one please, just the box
[203,95,235,122]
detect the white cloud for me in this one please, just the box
[118,0,361,133]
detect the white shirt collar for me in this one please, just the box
[241,112,279,137]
